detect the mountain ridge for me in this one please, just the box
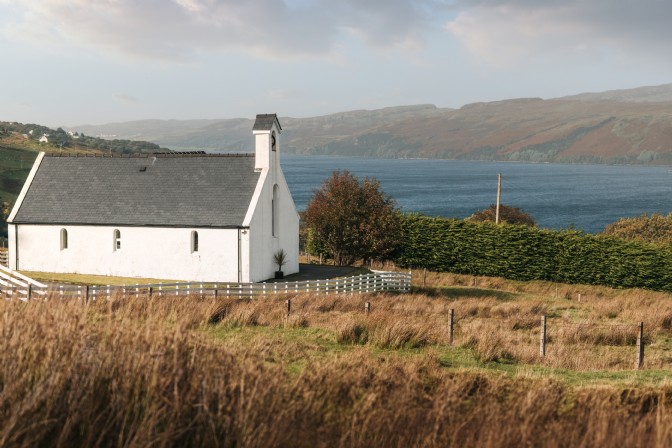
[71,84,672,165]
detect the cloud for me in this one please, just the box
[0,0,444,62]
[113,94,139,105]
[446,1,672,67]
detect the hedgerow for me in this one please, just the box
[394,214,672,291]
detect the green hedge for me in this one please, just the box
[394,214,672,292]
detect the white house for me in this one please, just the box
[7,114,299,283]
[39,134,48,143]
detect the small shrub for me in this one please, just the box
[336,319,369,345]
[371,319,432,349]
[222,305,259,327]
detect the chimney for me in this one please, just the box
[252,113,282,171]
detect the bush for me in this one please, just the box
[468,204,536,227]
[602,213,672,246]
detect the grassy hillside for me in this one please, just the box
[2,271,672,446]
[0,147,35,205]
[0,121,170,235]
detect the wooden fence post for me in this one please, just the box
[85,285,90,304]
[540,315,547,357]
[636,322,644,369]
[286,299,291,318]
[27,284,32,301]
[448,308,454,345]
[364,302,371,314]
[149,287,153,299]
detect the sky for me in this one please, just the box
[1,0,671,127]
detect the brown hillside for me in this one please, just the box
[71,84,672,164]
[343,99,672,164]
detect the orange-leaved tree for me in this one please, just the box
[304,171,401,266]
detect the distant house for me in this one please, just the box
[39,134,48,143]
[7,114,299,282]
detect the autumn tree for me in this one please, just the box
[304,171,401,266]
[468,204,536,227]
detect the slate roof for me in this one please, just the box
[252,113,282,131]
[12,154,260,227]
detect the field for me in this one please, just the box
[2,270,672,447]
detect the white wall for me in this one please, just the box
[245,164,299,282]
[12,224,241,282]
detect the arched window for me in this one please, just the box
[272,184,279,237]
[60,228,68,250]
[113,229,121,251]
[191,231,199,253]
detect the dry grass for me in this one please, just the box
[3,273,672,446]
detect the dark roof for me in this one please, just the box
[12,154,260,227]
[253,114,282,132]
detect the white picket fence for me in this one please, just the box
[4,270,412,302]
[0,264,48,301]
[0,250,8,267]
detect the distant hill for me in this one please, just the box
[561,83,672,103]
[72,84,672,165]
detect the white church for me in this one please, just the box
[7,114,300,283]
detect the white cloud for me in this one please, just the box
[446,1,672,68]
[113,93,139,104]
[0,0,443,62]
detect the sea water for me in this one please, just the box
[281,155,672,234]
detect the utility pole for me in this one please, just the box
[495,173,502,224]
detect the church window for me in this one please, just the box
[113,229,121,251]
[272,184,279,237]
[191,231,199,253]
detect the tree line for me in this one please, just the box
[303,170,672,292]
